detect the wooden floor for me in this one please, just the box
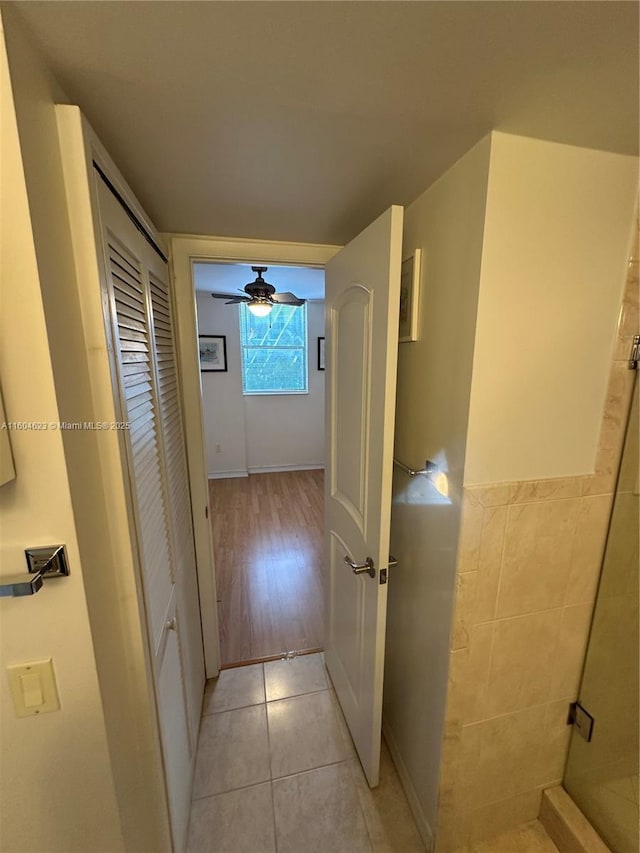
[209,470,324,667]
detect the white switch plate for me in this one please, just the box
[7,659,60,717]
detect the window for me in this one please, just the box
[239,303,308,394]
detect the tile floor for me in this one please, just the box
[187,653,425,853]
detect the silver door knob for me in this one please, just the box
[343,555,375,579]
[165,617,177,632]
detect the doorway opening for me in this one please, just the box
[193,262,326,667]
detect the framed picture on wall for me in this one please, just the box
[317,337,325,371]
[399,249,422,343]
[199,335,228,372]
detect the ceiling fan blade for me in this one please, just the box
[211,292,236,299]
[211,292,250,304]
[272,291,305,305]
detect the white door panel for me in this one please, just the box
[97,178,201,850]
[324,205,403,787]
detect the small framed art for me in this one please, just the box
[199,335,228,372]
[398,249,422,343]
[317,337,325,371]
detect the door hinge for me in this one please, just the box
[568,701,595,742]
[205,506,209,519]
[629,335,640,370]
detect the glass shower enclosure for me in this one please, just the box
[563,377,639,852]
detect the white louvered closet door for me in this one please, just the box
[96,177,202,852]
[148,270,204,741]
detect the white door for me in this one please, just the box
[324,205,403,786]
[97,178,197,850]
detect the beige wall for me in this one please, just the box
[1,11,173,851]
[383,135,492,846]
[0,12,124,852]
[436,206,639,850]
[384,129,638,851]
[466,132,639,484]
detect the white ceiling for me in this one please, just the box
[194,263,325,300]
[9,1,638,245]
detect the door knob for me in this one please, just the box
[165,617,177,632]
[388,555,398,568]
[343,555,376,579]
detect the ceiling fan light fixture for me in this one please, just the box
[247,300,273,317]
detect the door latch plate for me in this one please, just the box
[568,701,595,742]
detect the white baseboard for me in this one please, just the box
[382,719,434,852]
[247,463,325,475]
[207,470,248,479]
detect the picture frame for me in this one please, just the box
[317,337,325,371]
[398,248,422,343]
[199,335,228,372]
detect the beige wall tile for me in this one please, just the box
[464,623,494,724]
[616,290,639,341]
[435,802,470,853]
[565,495,613,606]
[598,491,638,599]
[466,788,543,846]
[452,572,478,650]
[594,362,636,479]
[617,390,638,492]
[456,722,483,809]
[509,477,584,504]
[484,610,562,718]
[462,707,545,809]
[497,499,582,618]
[446,647,470,725]
[534,700,573,788]
[581,472,616,497]
[436,216,636,848]
[438,719,462,796]
[475,506,507,622]
[458,490,484,574]
[466,483,512,507]
[548,605,593,701]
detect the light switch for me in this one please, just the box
[7,659,60,717]
[20,673,43,708]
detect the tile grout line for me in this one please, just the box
[190,775,273,803]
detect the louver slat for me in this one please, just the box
[108,240,174,652]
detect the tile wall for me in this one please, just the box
[435,219,639,851]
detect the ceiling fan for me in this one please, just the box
[211,266,305,317]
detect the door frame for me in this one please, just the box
[168,234,341,676]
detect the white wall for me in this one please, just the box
[196,290,249,475]
[465,132,639,484]
[196,291,325,476]
[0,12,124,851]
[383,135,492,844]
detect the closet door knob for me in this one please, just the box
[165,617,177,632]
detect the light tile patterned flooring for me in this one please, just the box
[187,653,425,853]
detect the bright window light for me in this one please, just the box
[240,303,308,395]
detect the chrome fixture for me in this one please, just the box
[0,545,69,598]
[344,554,376,579]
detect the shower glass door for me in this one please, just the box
[563,377,639,853]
